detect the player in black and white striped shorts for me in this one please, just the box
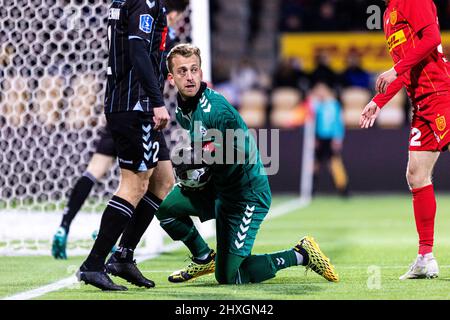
[77,0,186,291]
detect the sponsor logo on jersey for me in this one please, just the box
[109,8,121,20]
[390,10,397,25]
[139,14,154,33]
[387,29,406,52]
[146,0,156,9]
[436,115,447,131]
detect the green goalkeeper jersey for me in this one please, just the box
[175,83,269,199]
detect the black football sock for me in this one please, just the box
[116,192,162,261]
[60,172,96,233]
[82,196,135,271]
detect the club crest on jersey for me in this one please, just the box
[139,14,154,33]
[390,10,397,25]
[436,115,447,131]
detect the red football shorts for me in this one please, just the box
[409,94,450,152]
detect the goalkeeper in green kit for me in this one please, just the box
[159,43,339,285]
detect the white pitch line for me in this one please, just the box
[3,198,306,300]
[4,276,80,301]
[3,242,184,301]
[267,198,309,219]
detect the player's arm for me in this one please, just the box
[376,0,440,93]
[376,23,440,94]
[361,77,404,129]
[128,0,169,129]
[373,76,404,108]
[393,24,441,77]
[129,40,165,108]
[394,0,441,76]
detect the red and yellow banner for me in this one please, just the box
[281,32,450,73]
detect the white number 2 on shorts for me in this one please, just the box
[410,128,422,147]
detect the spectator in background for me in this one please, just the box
[279,0,306,32]
[310,51,339,89]
[279,0,414,32]
[283,14,303,32]
[341,50,371,90]
[311,82,349,198]
[230,58,263,107]
[272,57,310,96]
[279,0,450,32]
[312,1,339,31]
[215,58,265,108]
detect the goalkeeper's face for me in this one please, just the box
[168,54,203,99]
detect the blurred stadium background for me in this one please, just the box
[1,0,450,300]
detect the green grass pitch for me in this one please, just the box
[1,195,450,300]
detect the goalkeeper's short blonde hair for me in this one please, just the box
[166,43,202,73]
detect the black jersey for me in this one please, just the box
[105,0,168,113]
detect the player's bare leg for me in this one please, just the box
[400,151,440,280]
[86,154,116,180]
[52,153,115,260]
[148,160,176,199]
[115,168,154,207]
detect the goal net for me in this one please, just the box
[0,0,213,256]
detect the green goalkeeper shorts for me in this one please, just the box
[156,185,272,257]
